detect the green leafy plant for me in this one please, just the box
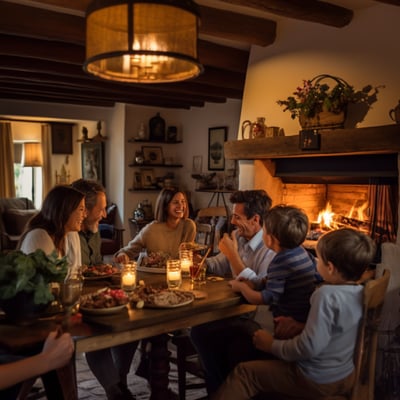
[0,249,68,305]
[277,74,381,120]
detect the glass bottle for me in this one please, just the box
[61,266,84,314]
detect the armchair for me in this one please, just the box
[0,197,36,253]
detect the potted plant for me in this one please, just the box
[0,249,68,323]
[277,74,380,129]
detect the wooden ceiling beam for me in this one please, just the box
[217,0,353,27]
[0,34,248,75]
[199,6,276,46]
[0,2,274,47]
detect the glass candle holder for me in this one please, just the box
[121,262,137,294]
[179,249,193,278]
[166,259,182,290]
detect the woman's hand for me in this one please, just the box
[253,329,273,353]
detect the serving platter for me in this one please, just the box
[80,304,127,315]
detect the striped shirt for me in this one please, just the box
[260,246,320,323]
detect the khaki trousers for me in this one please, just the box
[212,359,354,400]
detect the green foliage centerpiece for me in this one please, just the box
[0,249,68,323]
[277,74,380,129]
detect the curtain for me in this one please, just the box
[0,122,16,198]
[368,179,398,244]
[41,123,52,198]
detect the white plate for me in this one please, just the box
[137,265,166,274]
[80,304,127,315]
[144,290,195,308]
[145,296,194,309]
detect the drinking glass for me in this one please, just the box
[121,262,137,294]
[179,249,193,278]
[166,259,182,289]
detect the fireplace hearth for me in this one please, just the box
[225,124,400,244]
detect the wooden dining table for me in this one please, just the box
[0,271,256,399]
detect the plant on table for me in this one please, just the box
[0,249,68,305]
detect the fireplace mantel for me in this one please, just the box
[224,124,400,160]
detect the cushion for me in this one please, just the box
[99,223,114,239]
[2,209,37,236]
[100,203,117,225]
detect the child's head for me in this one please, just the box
[316,228,376,281]
[263,205,309,250]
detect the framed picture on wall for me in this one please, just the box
[51,123,73,154]
[142,146,164,165]
[208,126,227,171]
[81,142,105,185]
[141,169,155,188]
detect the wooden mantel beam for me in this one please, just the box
[224,125,400,160]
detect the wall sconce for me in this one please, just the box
[83,0,203,83]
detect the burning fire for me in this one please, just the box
[315,201,369,232]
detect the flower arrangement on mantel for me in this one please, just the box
[277,74,381,129]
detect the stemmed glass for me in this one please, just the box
[60,267,83,327]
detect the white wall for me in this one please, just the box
[238,3,400,187]
[0,98,241,244]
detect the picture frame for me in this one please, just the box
[192,155,203,173]
[208,126,227,171]
[81,142,105,185]
[141,169,155,188]
[51,123,73,154]
[142,146,164,165]
[133,171,142,189]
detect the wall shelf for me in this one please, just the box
[128,139,182,144]
[128,163,183,168]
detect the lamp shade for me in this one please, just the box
[83,0,203,83]
[21,142,43,167]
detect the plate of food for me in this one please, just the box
[82,264,120,280]
[80,288,129,315]
[136,251,169,274]
[130,286,195,308]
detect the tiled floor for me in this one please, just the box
[32,344,208,400]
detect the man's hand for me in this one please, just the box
[253,329,273,353]
[218,230,238,258]
[274,316,305,339]
[114,252,129,263]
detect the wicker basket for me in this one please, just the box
[299,110,346,129]
[299,74,350,130]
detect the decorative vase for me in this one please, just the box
[299,110,346,130]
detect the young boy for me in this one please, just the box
[191,205,319,395]
[213,228,376,400]
[230,205,320,336]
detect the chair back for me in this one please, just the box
[195,207,228,253]
[350,269,391,400]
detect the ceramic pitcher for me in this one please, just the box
[389,100,400,124]
[241,117,266,139]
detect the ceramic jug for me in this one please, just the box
[389,100,400,124]
[241,117,266,139]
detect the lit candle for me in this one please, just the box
[122,272,136,287]
[180,259,192,273]
[167,270,181,280]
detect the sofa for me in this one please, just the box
[0,197,37,252]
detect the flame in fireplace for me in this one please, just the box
[317,202,336,229]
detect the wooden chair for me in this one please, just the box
[195,206,228,254]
